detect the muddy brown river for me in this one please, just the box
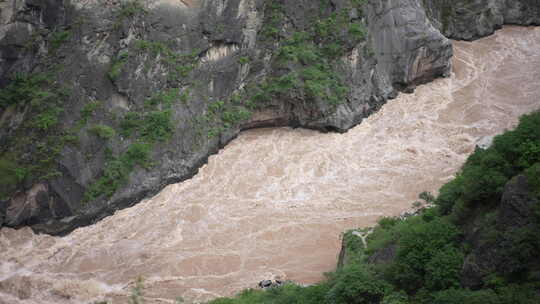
[1,26,540,304]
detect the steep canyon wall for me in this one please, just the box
[0,0,538,234]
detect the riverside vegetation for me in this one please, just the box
[203,111,540,304]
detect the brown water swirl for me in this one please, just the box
[1,26,540,304]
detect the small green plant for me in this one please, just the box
[80,101,102,123]
[349,22,366,39]
[49,30,71,50]
[131,39,198,84]
[140,110,173,142]
[129,276,145,304]
[0,155,25,199]
[0,73,48,108]
[260,2,285,40]
[34,106,63,130]
[89,124,116,139]
[238,56,250,64]
[146,88,182,108]
[84,142,151,201]
[325,264,390,304]
[118,0,147,19]
[120,112,142,137]
[85,89,179,200]
[108,52,129,81]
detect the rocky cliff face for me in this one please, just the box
[423,0,540,40]
[0,0,535,235]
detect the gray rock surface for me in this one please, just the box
[423,0,540,40]
[0,0,538,235]
[368,0,452,91]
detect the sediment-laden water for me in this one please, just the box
[1,26,540,304]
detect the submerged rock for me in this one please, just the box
[258,279,285,289]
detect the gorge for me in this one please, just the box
[1,0,540,303]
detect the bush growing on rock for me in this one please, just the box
[325,264,390,304]
[89,124,116,139]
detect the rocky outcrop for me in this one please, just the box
[461,174,540,289]
[423,0,540,40]
[0,0,537,235]
[367,0,452,91]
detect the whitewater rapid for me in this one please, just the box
[1,26,540,304]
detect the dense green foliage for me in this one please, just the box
[0,73,73,199]
[89,124,116,139]
[207,111,540,304]
[436,111,540,221]
[0,74,48,108]
[84,89,180,201]
[245,0,366,109]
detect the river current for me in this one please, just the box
[1,26,540,304]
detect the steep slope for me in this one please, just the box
[0,0,452,234]
[0,0,538,235]
[1,25,539,304]
[423,0,540,40]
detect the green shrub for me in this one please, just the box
[84,142,151,201]
[80,101,102,123]
[495,284,540,304]
[349,22,366,39]
[108,53,128,81]
[425,245,464,290]
[124,142,152,168]
[260,2,284,40]
[120,112,142,137]
[238,56,250,64]
[0,74,48,108]
[0,156,25,198]
[35,106,63,130]
[84,159,129,201]
[389,218,460,292]
[49,30,71,50]
[525,162,540,197]
[326,264,390,304]
[382,291,409,304]
[208,282,330,304]
[435,176,464,215]
[146,88,181,108]
[118,0,146,19]
[493,112,540,169]
[435,111,540,220]
[431,288,501,304]
[221,108,251,128]
[140,110,173,142]
[89,124,116,139]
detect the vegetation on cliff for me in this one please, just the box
[207,111,540,303]
[0,73,73,200]
[0,0,370,213]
